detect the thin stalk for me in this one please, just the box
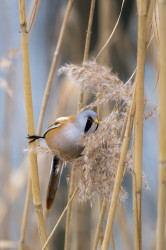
[133,2,151,249]
[37,0,74,134]
[156,0,166,249]
[96,0,125,60]
[28,0,40,32]
[93,202,107,250]
[18,0,48,248]
[101,87,136,250]
[18,178,31,250]
[64,1,96,249]
[64,167,76,250]
[19,1,74,247]
[42,186,78,250]
[83,0,96,62]
[78,0,96,111]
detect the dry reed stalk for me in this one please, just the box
[64,167,76,250]
[133,1,154,249]
[18,0,48,248]
[97,0,111,65]
[19,1,74,247]
[83,0,96,62]
[78,0,96,111]
[28,0,40,32]
[101,86,136,250]
[37,0,74,134]
[19,178,31,250]
[93,202,107,250]
[156,0,166,249]
[42,186,78,250]
[64,1,96,249]
[96,0,125,61]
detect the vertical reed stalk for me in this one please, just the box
[64,1,96,249]
[19,178,31,250]
[64,167,76,250]
[93,202,107,250]
[42,186,78,250]
[133,2,151,249]
[156,0,166,249]
[101,87,136,250]
[37,0,74,134]
[78,0,96,111]
[18,0,48,248]
[19,1,74,247]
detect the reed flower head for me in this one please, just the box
[59,61,132,201]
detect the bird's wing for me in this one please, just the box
[43,123,61,137]
[46,155,63,210]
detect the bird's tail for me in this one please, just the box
[27,135,45,143]
[46,155,63,211]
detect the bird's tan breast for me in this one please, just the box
[45,122,84,159]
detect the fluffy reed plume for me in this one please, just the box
[27,62,153,203]
[59,61,132,202]
[75,109,131,202]
[59,61,131,109]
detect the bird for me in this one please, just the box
[27,110,99,210]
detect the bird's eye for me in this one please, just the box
[84,116,93,133]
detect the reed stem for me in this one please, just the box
[18,178,31,250]
[42,186,78,250]
[133,1,154,248]
[19,1,75,248]
[18,0,48,248]
[156,0,166,249]
[93,202,107,250]
[64,1,96,249]
[101,87,136,250]
[37,0,74,134]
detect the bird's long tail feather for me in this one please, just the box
[46,155,63,210]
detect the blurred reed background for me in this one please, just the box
[0,0,163,250]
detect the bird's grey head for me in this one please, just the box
[76,110,99,135]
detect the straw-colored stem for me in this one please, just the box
[27,0,40,32]
[64,1,96,248]
[101,87,136,250]
[78,0,96,111]
[18,0,48,248]
[64,167,76,250]
[83,0,96,62]
[156,0,166,249]
[19,1,74,246]
[18,178,31,250]
[42,186,78,250]
[133,2,150,249]
[37,0,74,134]
[96,0,125,61]
[93,202,106,250]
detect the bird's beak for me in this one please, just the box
[93,119,99,124]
